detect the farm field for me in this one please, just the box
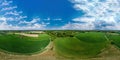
[54,32,108,58]
[0,32,50,54]
[0,31,120,60]
[106,33,120,48]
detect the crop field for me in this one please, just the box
[0,31,120,60]
[54,32,109,58]
[106,33,120,48]
[0,33,50,54]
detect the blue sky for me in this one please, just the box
[0,0,120,30]
[13,0,82,27]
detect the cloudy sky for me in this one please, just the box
[0,0,120,30]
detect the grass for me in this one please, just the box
[0,33,50,54]
[106,33,120,48]
[1,31,120,59]
[54,32,108,58]
[75,32,107,43]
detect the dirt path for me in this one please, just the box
[83,44,120,60]
[1,43,120,60]
[31,41,53,56]
[104,35,109,41]
[0,41,56,60]
[1,34,120,60]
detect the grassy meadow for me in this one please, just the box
[0,31,120,60]
[0,33,50,54]
[54,32,109,58]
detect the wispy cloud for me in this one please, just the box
[69,0,120,30]
[0,0,47,30]
[44,17,50,21]
[1,0,12,6]
[19,18,40,24]
[1,6,17,11]
[4,11,22,16]
[0,17,6,21]
[53,18,62,21]
[59,22,94,30]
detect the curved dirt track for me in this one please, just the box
[1,43,120,60]
[0,41,56,60]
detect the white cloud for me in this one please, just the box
[53,18,62,21]
[73,17,95,23]
[19,18,40,24]
[44,17,50,21]
[70,0,120,30]
[0,17,46,30]
[44,18,62,21]
[61,22,72,30]
[1,0,12,6]
[60,22,94,30]
[0,23,46,30]
[1,6,17,11]
[0,17,6,21]
[18,23,46,30]
[15,16,27,20]
[4,11,22,16]
[0,0,47,30]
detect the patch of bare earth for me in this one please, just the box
[0,33,57,60]
[1,44,120,60]
[89,44,120,60]
[15,33,39,37]
[52,44,120,60]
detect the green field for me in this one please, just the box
[106,33,120,48]
[75,32,107,43]
[54,32,108,58]
[0,33,50,54]
[1,31,120,60]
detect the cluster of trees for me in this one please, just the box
[45,30,79,38]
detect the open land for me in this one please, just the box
[0,30,120,60]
